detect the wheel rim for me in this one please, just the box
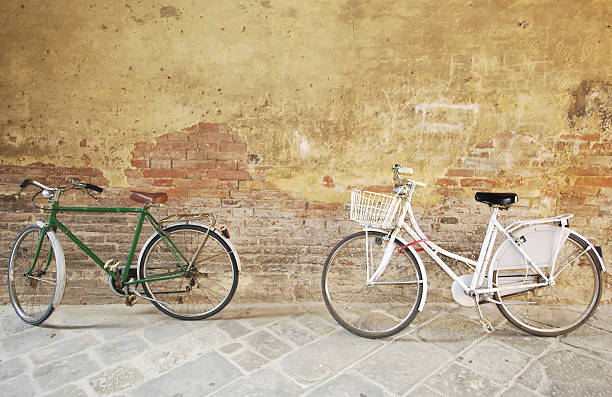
[495,234,601,335]
[141,226,237,319]
[8,228,57,323]
[323,231,422,337]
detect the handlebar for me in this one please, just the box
[392,164,426,188]
[15,178,103,201]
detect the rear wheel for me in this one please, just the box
[322,230,423,338]
[139,224,238,320]
[8,225,61,325]
[494,232,602,336]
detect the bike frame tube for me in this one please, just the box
[35,202,189,284]
[380,190,551,295]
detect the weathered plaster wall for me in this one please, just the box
[0,1,610,304]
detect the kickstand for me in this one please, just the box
[474,295,493,333]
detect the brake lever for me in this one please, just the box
[14,187,23,199]
[83,188,99,202]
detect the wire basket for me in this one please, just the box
[350,190,401,229]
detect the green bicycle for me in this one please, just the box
[7,179,241,325]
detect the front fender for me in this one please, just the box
[364,227,428,311]
[35,221,66,307]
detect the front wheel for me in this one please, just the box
[494,232,603,336]
[322,230,424,339]
[139,224,239,320]
[7,225,65,325]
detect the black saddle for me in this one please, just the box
[475,192,518,207]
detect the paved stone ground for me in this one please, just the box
[0,302,610,397]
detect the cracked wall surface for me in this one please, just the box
[0,0,610,304]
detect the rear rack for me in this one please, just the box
[158,213,217,229]
[506,213,573,233]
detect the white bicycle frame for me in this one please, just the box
[367,182,603,301]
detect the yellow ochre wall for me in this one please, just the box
[1,1,610,304]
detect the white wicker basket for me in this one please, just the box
[350,190,401,229]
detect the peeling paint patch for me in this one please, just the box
[160,6,182,19]
[568,80,611,132]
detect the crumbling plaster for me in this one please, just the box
[1,0,610,203]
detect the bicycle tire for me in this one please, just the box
[139,224,238,320]
[322,230,423,339]
[494,232,602,336]
[7,225,63,325]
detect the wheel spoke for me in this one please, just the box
[140,225,237,320]
[323,231,423,338]
[495,233,601,336]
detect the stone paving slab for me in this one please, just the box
[0,303,610,396]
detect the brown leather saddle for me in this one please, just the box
[129,191,168,204]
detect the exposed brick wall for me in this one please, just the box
[0,123,610,306]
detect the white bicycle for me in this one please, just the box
[322,165,605,338]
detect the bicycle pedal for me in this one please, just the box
[104,260,121,272]
[125,295,138,306]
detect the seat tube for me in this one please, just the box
[470,207,498,290]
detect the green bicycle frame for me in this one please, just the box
[30,201,191,286]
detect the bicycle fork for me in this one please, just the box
[367,229,400,285]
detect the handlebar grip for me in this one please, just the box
[397,167,413,175]
[19,179,31,188]
[85,183,103,193]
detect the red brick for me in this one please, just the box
[172,160,215,169]
[186,149,210,160]
[153,179,173,187]
[150,159,172,169]
[148,150,186,160]
[579,134,600,141]
[167,132,189,141]
[80,168,104,177]
[564,167,601,176]
[124,169,142,178]
[575,176,612,187]
[220,141,247,153]
[208,170,250,181]
[186,169,209,179]
[188,131,225,144]
[131,150,144,159]
[134,142,154,151]
[216,160,237,170]
[155,140,197,150]
[143,169,185,179]
[309,202,342,210]
[56,167,79,176]
[436,178,457,187]
[198,122,221,132]
[447,168,474,177]
[173,178,217,189]
[592,142,612,153]
[460,178,493,188]
[475,141,494,149]
[218,180,239,189]
[167,188,189,197]
[208,151,244,161]
[130,160,148,169]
